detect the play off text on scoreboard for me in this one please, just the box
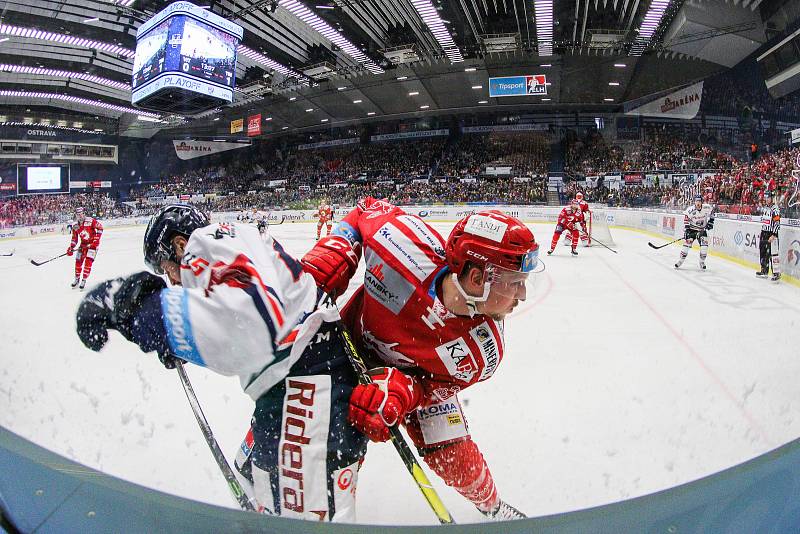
[489,75,547,97]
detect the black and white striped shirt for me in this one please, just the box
[760,204,781,235]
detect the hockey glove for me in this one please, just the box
[301,235,361,298]
[66,246,74,256]
[76,271,171,358]
[348,367,422,442]
[706,217,715,230]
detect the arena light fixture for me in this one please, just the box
[321,118,329,122]
[337,86,346,90]
[472,85,483,89]
[0,120,108,135]
[353,99,362,103]
[604,98,614,101]
[237,45,302,79]
[541,98,551,101]
[367,111,376,116]
[478,100,488,104]
[464,67,477,72]
[409,0,463,63]
[265,117,273,121]
[305,108,314,112]
[83,17,100,23]
[420,105,429,109]
[540,63,552,67]
[609,82,620,86]
[397,76,408,80]
[137,115,162,122]
[282,126,289,130]
[0,24,134,57]
[0,64,130,91]
[614,63,627,67]
[630,0,671,56]
[534,0,554,56]
[213,117,220,121]
[289,97,297,101]
[408,91,419,96]
[278,0,384,73]
[0,90,160,118]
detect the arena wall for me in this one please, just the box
[2,206,797,284]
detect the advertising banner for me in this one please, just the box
[230,118,243,134]
[624,173,643,185]
[298,138,360,150]
[172,140,249,160]
[247,114,261,137]
[625,81,704,120]
[370,129,449,142]
[462,124,548,133]
[488,75,547,97]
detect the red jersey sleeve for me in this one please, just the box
[90,219,103,249]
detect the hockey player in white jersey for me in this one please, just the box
[675,195,715,270]
[74,204,367,521]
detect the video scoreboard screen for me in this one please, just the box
[132,2,243,106]
[17,164,70,195]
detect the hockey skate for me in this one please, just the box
[570,248,578,256]
[772,273,781,282]
[79,278,87,290]
[547,248,554,255]
[756,270,768,278]
[699,260,707,270]
[70,276,80,288]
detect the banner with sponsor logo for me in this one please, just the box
[172,140,250,160]
[485,166,513,176]
[489,75,547,97]
[247,114,261,137]
[370,129,449,142]
[625,81,704,120]
[298,138,359,150]
[462,124,549,134]
[230,118,243,134]
[624,172,643,185]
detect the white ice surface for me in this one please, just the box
[1,222,799,525]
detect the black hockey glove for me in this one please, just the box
[76,271,170,356]
[706,217,715,230]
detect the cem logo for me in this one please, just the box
[787,239,800,267]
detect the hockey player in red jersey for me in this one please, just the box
[316,201,333,240]
[549,203,580,256]
[67,207,103,289]
[301,197,539,519]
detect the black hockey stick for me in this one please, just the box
[591,237,618,254]
[175,360,257,512]
[270,215,286,226]
[30,252,67,266]
[328,300,454,525]
[648,237,683,250]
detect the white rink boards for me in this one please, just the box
[0,221,798,525]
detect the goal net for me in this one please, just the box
[588,208,616,248]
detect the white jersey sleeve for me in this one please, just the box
[159,222,319,378]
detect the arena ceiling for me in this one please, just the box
[0,0,773,138]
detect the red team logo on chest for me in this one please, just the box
[435,337,479,383]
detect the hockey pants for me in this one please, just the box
[74,248,97,279]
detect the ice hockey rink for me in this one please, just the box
[1,220,798,525]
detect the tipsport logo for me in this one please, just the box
[788,240,800,267]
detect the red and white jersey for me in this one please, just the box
[337,198,505,405]
[576,199,590,214]
[556,207,579,230]
[317,204,333,222]
[70,217,103,250]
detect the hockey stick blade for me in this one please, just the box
[0,249,13,257]
[648,237,683,250]
[30,252,68,266]
[591,237,618,254]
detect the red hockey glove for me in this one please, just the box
[66,246,74,256]
[348,367,422,442]
[301,235,361,298]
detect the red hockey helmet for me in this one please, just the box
[446,210,538,275]
[446,211,539,315]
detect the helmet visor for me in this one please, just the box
[145,240,175,275]
[484,257,539,302]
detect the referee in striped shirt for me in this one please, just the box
[756,190,781,281]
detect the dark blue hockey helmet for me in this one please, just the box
[143,204,210,274]
[693,194,703,202]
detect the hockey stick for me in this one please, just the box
[331,308,455,525]
[647,237,683,250]
[590,237,618,254]
[269,215,286,226]
[0,249,13,257]
[175,360,257,512]
[30,252,67,266]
